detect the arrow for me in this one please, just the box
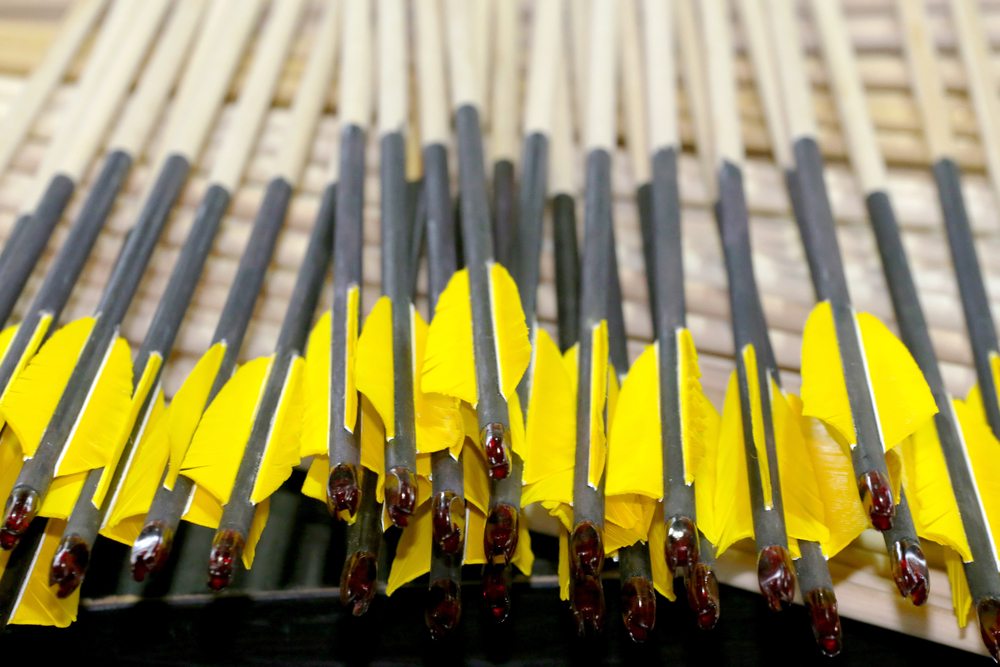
[128,0,340,582]
[0,0,264,552]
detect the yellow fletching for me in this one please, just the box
[463,439,491,514]
[788,394,869,557]
[741,345,772,508]
[38,472,86,520]
[648,505,676,600]
[0,323,18,364]
[251,357,305,504]
[558,530,570,601]
[586,321,609,490]
[102,391,170,545]
[302,311,331,458]
[356,296,395,438]
[522,328,575,486]
[243,498,270,569]
[953,398,1000,560]
[488,263,532,400]
[967,353,1000,428]
[772,389,829,546]
[0,428,23,500]
[678,328,711,485]
[800,301,938,452]
[181,357,271,505]
[302,456,328,503]
[0,315,53,406]
[896,420,972,561]
[604,494,656,554]
[712,370,754,556]
[344,286,360,431]
[358,396,387,500]
[387,494,432,595]
[165,342,226,489]
[512,511,533,575]
[413,307,465,455]
[606,343,662,499]
[92,355,163,510]
[944,547,973,628]
[421,269,477,404]
[181,484,222,529]
[4,519,79,627]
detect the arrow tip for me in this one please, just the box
[341,551,378,616]
[805,587,843,657]
[432,491,466,555]
[49,533,89,598]
[858,470,895,531]
[686,562,721,630]
[0,485,40,550]
[977,598,1000,663]
[327,463,361,518]
[130,521,174,581]
[621,575,656,642]
[889,538,928,606]
[207,528,244,591]
[756,545,796,612]
[482,423,511,480]
[426,578,462,638]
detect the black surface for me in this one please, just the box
[0,581,986,665]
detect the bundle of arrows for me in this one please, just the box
[4,0,1000,662]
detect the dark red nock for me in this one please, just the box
[341,551,378,616]
[0,485,39,550]
[805,587,842,657]
[481,423,511,480]
[664,514,699,578]
[432,491,466,555]
[889,538,928,606]
[49,533,90,598]
[384,466,416,528]
[571,574,605,636]
[426,578,462,639]
[621,576,656,643]
[328,463,360,518]
[686,562,720,630]
[484,502,518,564]
[756,545,796,612]
[130,520,175,581]
[858,470,895,531]
[207,528,245,591]
[977,598,1000,663]
[570,522,604,578]
[482,561,511,623]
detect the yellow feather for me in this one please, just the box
[243,497,270,569]
[896,420,972,561]
[413,307,464,455]
[251,357,305,504]
[302,311,331,458]
[459,401,477,450]
[181,484,222,529]
[301,456,328,504]
[953,398,1000,559]
[694,388,723,548]
[606,344,664,500]
[356,297,395,438]
[421,269,477,404]
[512,510,533,575]
[712,370,754,556]
[741,345,772,508]
[463,440,491,513]
[358,395,387,501]
[0,323,18,364]
[800,301,937,452]
[604,494,656,554]
[38,472,86,520]
[966,352,1000,426]
[772,387,829,546]
[102,390,170,546]
[522,328,576,486]
[678,328,712,485]
[92,354,163,509]
[0,428,22,499]
[648,505,676,600]
[344,286,360,432]
[387,485,432,595]
[508,388,526,462]
[164,342,226,489]
[0,315,53,405]
[558,530,570,601]
[944,546,973,628]
[181,357,271,505]
[586,321,609,490]
[488,263,532,400]
[787,394,869,557]
[4,519,79,627]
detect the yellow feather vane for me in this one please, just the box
[710,369,754,556]
[165,342,226,489]
[91,354,163,510]
[343,286,360,432]
[800,301,938,452]
[0,317,134,478]
[302,311,331,458]
[740,346,772,508]
[1,519,80,627]
[251,357,305,504]
[521,328,575,488]
[421,264,531,406]
[558,530,570,601]
[585,322,610,490]
[967,352,1000,427]
[944,545,973,628]
[771,387,828,547]
[0,314,54,408]
[0,323,18,366]
[952,398,1000,562]
[101,391,170,545]
[648,504,676,601]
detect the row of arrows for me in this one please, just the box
[0,0,999,660]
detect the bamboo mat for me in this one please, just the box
[2,0,1000,657]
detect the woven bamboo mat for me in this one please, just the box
[2,0,1000,656]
